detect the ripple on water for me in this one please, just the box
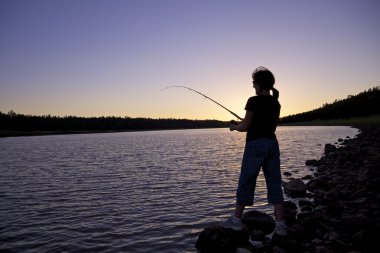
[0,127,358,252]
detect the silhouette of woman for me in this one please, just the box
[222,66,286,236]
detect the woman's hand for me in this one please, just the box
[229,120,239,131]
[230,111,253,132]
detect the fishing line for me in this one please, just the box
[163,85,243,120]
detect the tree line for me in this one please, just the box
[0,112,228,134]
[2,86,378,135]
[279,86,380,123]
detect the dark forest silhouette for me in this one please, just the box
[1,86,378,136]
[0,113,228,135]
[279,86,379,123]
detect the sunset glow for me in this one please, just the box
[1,0,379,120]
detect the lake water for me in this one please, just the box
[0,126,358,253]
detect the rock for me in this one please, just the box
[357,165,371,181]
[304,127,380,253]
[236,247,252,253]
[195,127,380,253]
[290,224,306,240]
[241,210,275,235]
[284,178,307,197]
[297,210,314,223]
[339,214,371,234]
[300,205,314,213]
[195,225,250,253]
[305,159,319,166]
[306,179,317,192]
[325,187,340,201]
[326,202,344,218]
[299,199,313,207]
[283,201,298,225]
[301,174,313,180]
[271,233,300,253]
[250,229,265,241]
[350,225,380,252]
[324,143,337,155]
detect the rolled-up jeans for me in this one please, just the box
[236,138,284,206]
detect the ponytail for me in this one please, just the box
[252,67,279,99]
[271,87,279,100]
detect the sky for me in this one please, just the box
[0,0,379,120]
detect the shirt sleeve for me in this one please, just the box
[244,97,257,112]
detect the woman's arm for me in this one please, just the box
[230,110,253,132]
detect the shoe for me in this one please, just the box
[274,221,287,236]
[248,237,263,247]
[221,215,244,230]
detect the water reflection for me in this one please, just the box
[0,126,358,252]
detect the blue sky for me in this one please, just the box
[1,0,379,120]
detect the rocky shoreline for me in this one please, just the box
[195,126,380,253]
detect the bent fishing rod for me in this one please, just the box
[163,85,243,120]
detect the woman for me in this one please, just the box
[222,66,286,236]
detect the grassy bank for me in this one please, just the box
[279,114,380,126]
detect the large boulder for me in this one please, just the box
[283,200,298,225]
[284,178,307,197]
[195,225,249,253]
[324,143,337,155]
[241,210,275,235]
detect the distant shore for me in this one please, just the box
[0,114,229,138]
[1,115,378,138]
[279,114,380,126]
[0,127,227,138]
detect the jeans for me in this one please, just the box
[236,138,284,206]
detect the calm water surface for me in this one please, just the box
[0,126,358,252]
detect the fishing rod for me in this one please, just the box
[163,85,243,120]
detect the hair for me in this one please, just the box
[252,66,279,100]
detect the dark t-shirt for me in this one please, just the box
[245,95,281,141]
